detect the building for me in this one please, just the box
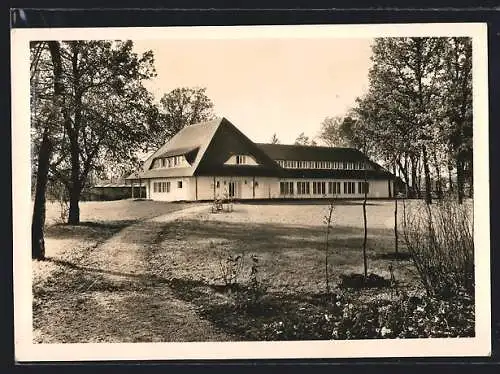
[89,179,146,201]
[126,117,396,201]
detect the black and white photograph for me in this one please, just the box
[12,23,490,361]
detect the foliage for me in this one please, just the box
[215,247,245,289]
[402,198,474,298]
[198,288,474,341]
[294,132,317,146]
[327,37,473,202]
[150,87,216,150]
[31,40,158,224]
[318,116,357,148]
[270,133,280,144]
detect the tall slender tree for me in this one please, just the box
[31,41,64,259]
[31,40,158,226]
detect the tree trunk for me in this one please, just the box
[68,184,81,225]
[468,160,473,198]
[433,152,442,199]
[31,40,63,260]
[31,128,52,260]
[456,156,464,204]
[411,156,419,198]
[393,163,398,254]
[422,146,432,205]
[448,160,454,192]
[362,163,368,280]
[68,141,81,224]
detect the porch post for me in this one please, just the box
[213,176,216,200]
[252,176,255,199]
[195,176,198,201]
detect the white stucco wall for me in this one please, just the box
[194,176,281,200]
[147,177,192,201]
[146,176,392,201]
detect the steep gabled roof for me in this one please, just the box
[127,117,281,180]
[126,118,223,179]
[193,118,281,176]
[256,143,371,162]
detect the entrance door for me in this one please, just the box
[228,181,239,198]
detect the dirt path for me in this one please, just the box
[33,204,234,343]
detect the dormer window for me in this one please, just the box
[236,155,247,165]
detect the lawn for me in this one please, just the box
[32,198,194,341]
[33,199,474,343]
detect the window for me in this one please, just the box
[177,181,183,189]
[297,181,310,195]
[216,181,220,188]
[358,181,369,194]
[154,181,170,193]
[280,181,294,195]
[344,181,355,194]
[312,182,326,195]
[328,181,341,194]
[236,155,247,164]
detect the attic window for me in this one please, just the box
[235,155,247,165]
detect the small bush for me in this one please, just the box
[215,247,245,290]
[402,198,474,298]
[339,273,391,289]
[258,293,474,340]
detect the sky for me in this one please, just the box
[133,37,374,145]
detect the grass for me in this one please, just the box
[43,199,192,226]
[32,199,473,343]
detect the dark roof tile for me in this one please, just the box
[256,143,370,162]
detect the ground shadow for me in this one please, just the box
[148,218,394,255]
[43,257,170,286]
[374,251,412,261]
[237,199,385,206]
[45,220,137,240]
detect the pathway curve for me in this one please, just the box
[33,203,234,343]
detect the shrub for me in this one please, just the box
[215,246,245,290]
[339,273,391,289]
[402,198,474,298]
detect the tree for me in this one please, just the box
[294,132,317,146]
[270,133,280,144]
[31,41,64,259]
[441,37,473,203]
[31,40,158,226]
[318,116,356,147]
[151,87,216,150]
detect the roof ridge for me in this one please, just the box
[257,142,360,151]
